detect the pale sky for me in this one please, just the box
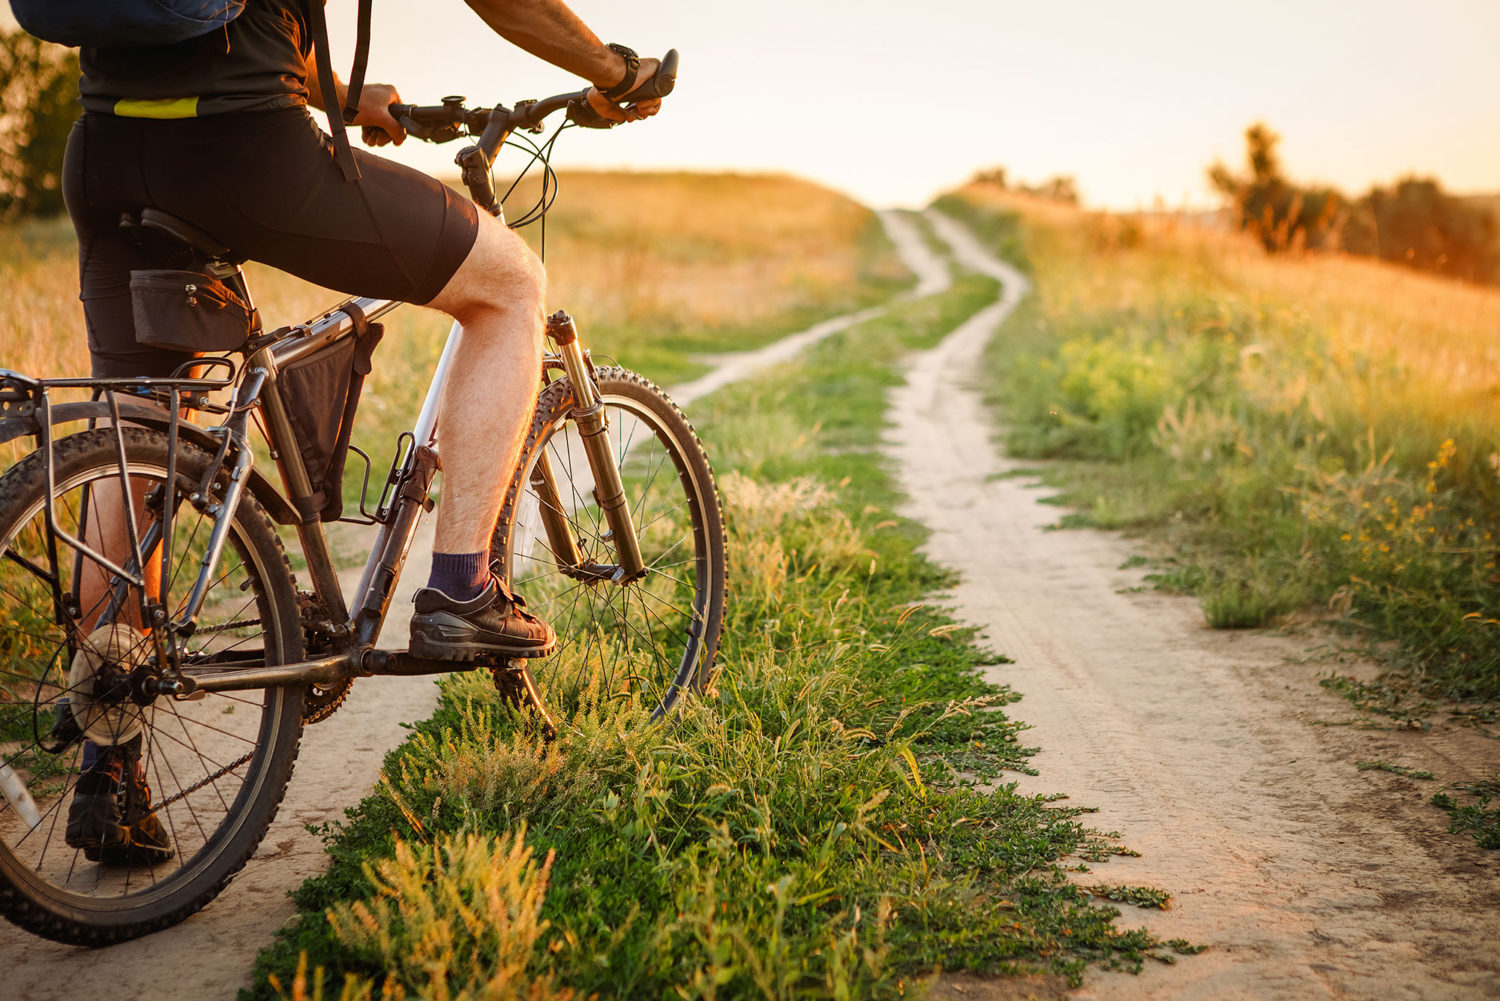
[5,1,1498,208]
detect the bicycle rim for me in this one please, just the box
[0,429,301,943]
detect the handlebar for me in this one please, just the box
[387,49,679,218]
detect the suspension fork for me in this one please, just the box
[543,311,645,581]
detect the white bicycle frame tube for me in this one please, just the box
[347,320,464,627]
[413,320,465,452]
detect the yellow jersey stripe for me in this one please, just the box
[113,97,200,120]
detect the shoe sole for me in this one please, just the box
[408,628,557,662]
[84,843,176,866]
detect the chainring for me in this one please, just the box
[302,677,353,724]
[298,590,353,724]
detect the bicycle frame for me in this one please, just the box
[0,69,691,704]
[2,290,645,701]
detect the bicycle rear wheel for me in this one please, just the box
[494,367,727,722]
[0,427,303,945]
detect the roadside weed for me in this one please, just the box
[1432,781,1500,849]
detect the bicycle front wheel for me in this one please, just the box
[0,427,304,945]
[494,367,727,722]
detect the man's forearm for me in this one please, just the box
[463,0,628,89]
[304,53,345,112]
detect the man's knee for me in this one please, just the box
[431,216,545,325]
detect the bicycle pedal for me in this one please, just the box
[365,649,481,676]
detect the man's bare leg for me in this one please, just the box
[405,211,556,659]
[424,213,546,557]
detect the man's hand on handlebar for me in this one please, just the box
[582,56,663,125]
[356,83,408,147]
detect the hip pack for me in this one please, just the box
[10,1,246,49]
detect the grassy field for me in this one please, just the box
[247,262,1190,1000]
[940,186,1500,703]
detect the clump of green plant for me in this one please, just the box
[1356,761,1435,780]
[1087,885,1172,910]
[311,829,569,1001]
[1197,565,1309,629]
[1301,438,1500,697]
[1432,781,1500,849]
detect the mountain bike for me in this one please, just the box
[0,52,727,945]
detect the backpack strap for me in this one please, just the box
[342,0,373,125]
[304,0,373,182]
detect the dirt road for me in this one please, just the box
[889,210,1500,1000]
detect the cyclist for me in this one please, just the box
[58,0,670,862]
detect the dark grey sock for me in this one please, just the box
[426,551,487,602]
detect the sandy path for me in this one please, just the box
[0,210,940,996]
[889,210,1500,1000]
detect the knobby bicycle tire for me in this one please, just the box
[0,428,304,945]
[493,367,727,723]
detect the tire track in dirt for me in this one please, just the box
[888,210,1500,1000]
[0,209,945,998]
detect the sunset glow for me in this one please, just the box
[3,0,1497,206]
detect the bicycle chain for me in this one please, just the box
[188,617,263,635]
[153,750,254,812]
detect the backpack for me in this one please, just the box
[11,0,372,183]
[9,1,247,49]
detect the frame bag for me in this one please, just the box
[278,313,383,523]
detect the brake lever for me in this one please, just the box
[511,100,546,135]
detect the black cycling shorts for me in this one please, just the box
[63,107,480,377]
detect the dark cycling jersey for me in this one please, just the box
[79,0,311,119]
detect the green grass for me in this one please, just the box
[1356,760,1435,780]
[1432,781,1500,848]
[244,272,1182,1000]
[941,193,1500,704]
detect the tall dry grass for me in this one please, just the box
[509,170,902,344]
[961,184,1500,451]
[0,170,903,465]
[0,170,899,376]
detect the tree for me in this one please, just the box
[1208,123,1341,253]
[1342,177,1500,285]
[1023,175,1078,205]
[969,167,1080,205]
[0,30,80,220]
[970,166,1008,189]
